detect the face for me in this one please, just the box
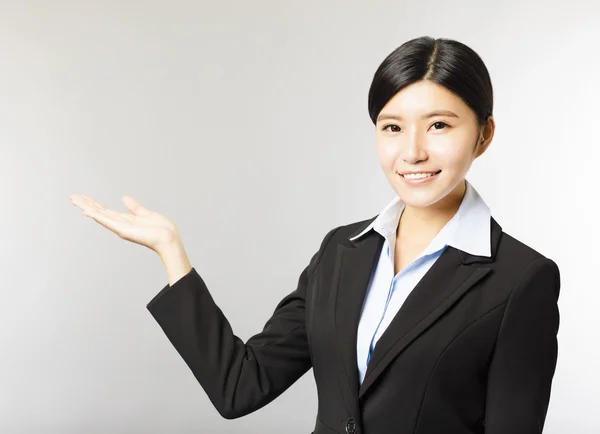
[375,80,494,212]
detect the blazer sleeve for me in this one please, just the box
[484,256,561,433]
[146,226,339,419]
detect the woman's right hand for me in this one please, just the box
[70,194,181,254]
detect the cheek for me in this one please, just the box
[431,142,472,169]
[375,140,398,168]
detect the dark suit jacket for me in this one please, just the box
[146,216,561,434]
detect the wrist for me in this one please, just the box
[158,239,192,286]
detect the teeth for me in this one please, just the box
[402,172,438,179]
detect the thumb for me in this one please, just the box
[122,196,151,216]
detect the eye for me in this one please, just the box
[431,121,449,130]
[382,124,401,132]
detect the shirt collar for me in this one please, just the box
[348,179,492,258]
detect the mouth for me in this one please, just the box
[397,170,442,183]
[398,170,441,178]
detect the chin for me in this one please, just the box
[395,183,453,209]
[403,196,445,209]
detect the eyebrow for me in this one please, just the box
[376,110,460,123]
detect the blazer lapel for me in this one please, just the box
[330,216,503,405]
[358,248,491,398]
[328,217,383,423]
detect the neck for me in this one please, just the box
[397,179,467,241]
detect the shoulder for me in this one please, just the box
[492,223,560,297]
[496,226,557,269]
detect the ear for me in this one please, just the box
[475,115,495,158]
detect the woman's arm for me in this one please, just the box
[147,226,339,419]
[484,257,561,433]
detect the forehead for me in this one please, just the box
[381,80,467,114]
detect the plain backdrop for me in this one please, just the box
[1,0,598,433]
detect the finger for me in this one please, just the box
[74,195,105,216]
[81,195,106,212]
[81,196,133,222]
[83,207,125,236]
[70,195,82,210]
[122,196,151,216]
[103,208,134,223]
[70,194,89,211]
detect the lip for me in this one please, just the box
[397,170,441,185]
[398,169,441,175]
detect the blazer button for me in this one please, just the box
[345,417,357,434]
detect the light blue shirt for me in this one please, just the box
[349,179,492,385]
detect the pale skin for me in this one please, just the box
[70,79,494,284]
[374,80,495,275]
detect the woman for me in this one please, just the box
[70,36,561,434]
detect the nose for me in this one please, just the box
[401,130,427,164]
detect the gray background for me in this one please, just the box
[1,0,598,433]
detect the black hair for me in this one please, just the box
[367,36,493,127]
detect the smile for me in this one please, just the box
[398,170,441,184]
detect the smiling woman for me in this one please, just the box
[72,35,561,434]
[369,38,495,226]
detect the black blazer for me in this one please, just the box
[147,215,561,434]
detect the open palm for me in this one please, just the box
[70,194,179,253]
